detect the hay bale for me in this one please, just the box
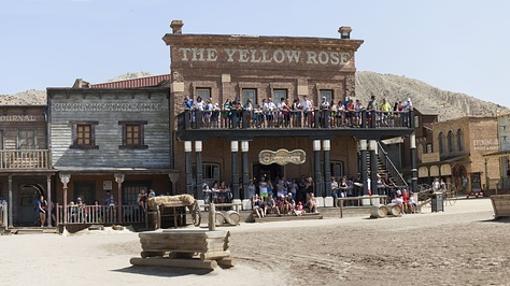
[148,194,196,209]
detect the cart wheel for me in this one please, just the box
[192,202,201,227]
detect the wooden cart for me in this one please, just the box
[147,195,201,229]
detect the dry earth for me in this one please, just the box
[0,199,508,286]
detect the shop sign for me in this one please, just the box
[258,149,306,166]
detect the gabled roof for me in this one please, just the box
[90,74,171,89]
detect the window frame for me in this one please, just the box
[70,121,98,149]
[16,129,37,150]
[119,121,148,149]
[273,89,288,101]
[319,89,334,105]
[241,88,257,106]
[195,87,212,102]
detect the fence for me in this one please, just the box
[56,204,145,225]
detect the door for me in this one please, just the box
[73,181,96,204]
[253,163,284,182]
[123,182,151,205]
[17,185,39,226]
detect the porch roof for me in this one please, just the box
[54,167,177,175]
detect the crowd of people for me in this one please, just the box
[183,94,414,129]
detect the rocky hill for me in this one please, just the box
[355,71,507,121]
[1,71,507,121]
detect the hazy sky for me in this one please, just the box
[1,0,509,107]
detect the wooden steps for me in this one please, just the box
[253,213,323,223]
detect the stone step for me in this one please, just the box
[9,227,58,235]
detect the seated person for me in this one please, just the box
[305,193,318,213]
[294,201,304,216]
[252,194,265,218]
[265,194,280,215]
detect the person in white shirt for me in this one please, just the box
[302,96,313,127]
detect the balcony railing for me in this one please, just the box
[56,204,145,225]
[177,110,414,130]
[0,149,50,170]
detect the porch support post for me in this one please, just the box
[114,173,125,224]
[8,175,13,227]
[323,140,331,197]
[231,141,240,200]
[313,140,323,197]
[369,140,379,195]
[184,141,193,195]
[359,140,369,196]
[59,173,71,224]
[410,133,418,194]
[241,141,250,200]
[195,141,203,200]
[46,175,52,227]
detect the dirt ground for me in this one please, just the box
[1,198,509,286]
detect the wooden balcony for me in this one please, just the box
[176,110,415,140]
[0,149,50,170]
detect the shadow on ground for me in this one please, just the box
[478,217,510,223]
[112,266,213,277]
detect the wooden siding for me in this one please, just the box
[0,106,47,150]
[48,90,170,169]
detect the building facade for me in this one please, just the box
[164,20,416,203]
[0,105,54,227]
[46,87,175,224]
[418,116,500,193]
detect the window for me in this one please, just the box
[119,121,148,149]
[0,130,4,150]
[438,132,445,155]
[195,87,211,101]
[17,129,36,149]
[457,129,464,151]
[414,116,420,128]
[447,130,454,153]
[330,161,345,178]
[241,88,257,106]
[193,162,221,187]
[71,121,98,149]
[273,89,288,101]
[426,143,433,153]
[320,89,333,104]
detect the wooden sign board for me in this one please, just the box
[258,149,306,166]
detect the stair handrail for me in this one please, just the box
[377,141,408,187]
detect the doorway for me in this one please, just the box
[253,163,284,182]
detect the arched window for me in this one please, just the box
[447,130,454,153]
[438,132,445,155]
[457,129,464,151]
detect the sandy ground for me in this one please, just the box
[1,198,509,286]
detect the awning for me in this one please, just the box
[440,164,452,176]
[418,166,429,178]
[430,165,440,177]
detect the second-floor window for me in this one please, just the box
[273,89,288,101]
[195,87,211,102]
[71,121,98,149]
[320,89,333,105]
[17,129,36,149]
[242,88,257,106]
[119,121,148,149]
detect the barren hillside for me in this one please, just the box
[356,71,507,121]
[2,71,507,121]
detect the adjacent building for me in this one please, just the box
[46,85,175,224]
[0,100,54,227]
[418,116,500,193]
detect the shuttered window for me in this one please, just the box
[71,121,98,149]
[119,121,148,149]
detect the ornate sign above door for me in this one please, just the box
[258,149,306,166]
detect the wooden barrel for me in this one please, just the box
[386,203,401,216]
[370,205,388,218]
[215,212,226,226]
[224,210,241,225]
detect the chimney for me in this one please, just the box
[170,20,184,34]
[338,26,352,39]
[72,78,90,89]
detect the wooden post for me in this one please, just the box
[360,140,369,196]
[323,140,331,197]
[313,140,322,197]
[231,141,240,200]
[47,175,52,227]
[184,141,193,195]
[8,175,13,227]
[241,141,250,200]
[369,140,378,195]
[59,173,71,225]
[195,141,203,199]
[114,173,125,224]
[208,202,216,231]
